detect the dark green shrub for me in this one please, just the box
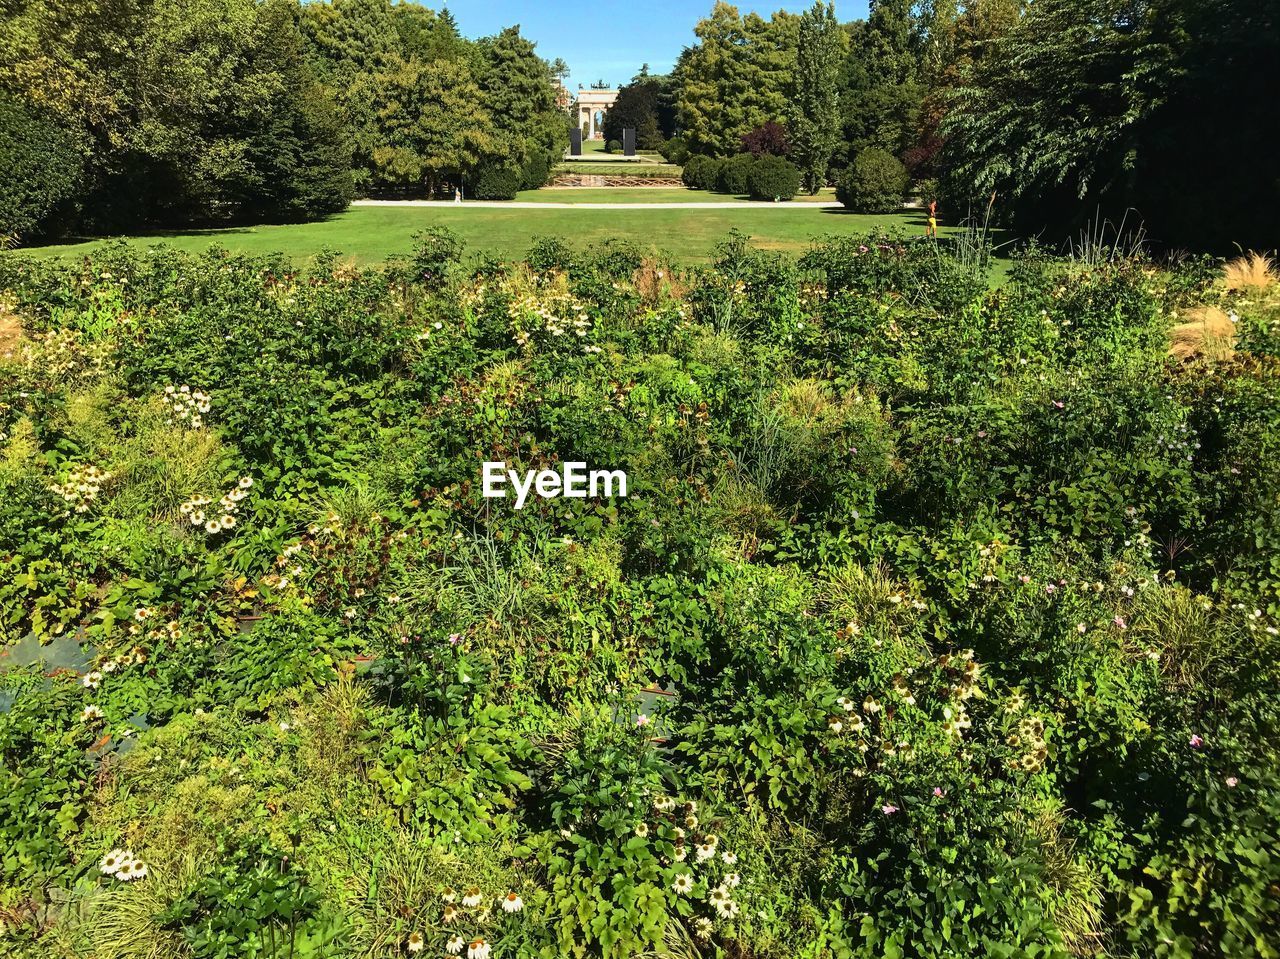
[746,155,801,201]
[838,148,909,213]
[521,153,551,190]
[606,139,622,154]
[661,136,689,165]
[0,95,83,242]
[716,154,755,196]
[681,155,722,192]
[471,165,522,200]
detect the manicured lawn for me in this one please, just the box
[9,202,964,266]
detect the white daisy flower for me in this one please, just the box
[461,887,483,908]
[82,671,103,689]
[406,931,425,953]
[467,938,490,959]
[445,935,465,955]
[81,705,104,722]
[671,873,694,895]
[501,892,524,913]
[98,849,129,875]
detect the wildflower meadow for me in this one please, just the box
[1,233,1279,958]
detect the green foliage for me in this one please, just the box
[2,237,1280,959]
[601,73,675,150]
[0,96,83,242]
[471,165,522,201]
[789,2,846,193]
[674,3,800,157]
[746,155,802,201]
[681,155,722,192]
[715,154,755,196]
[838,148,910,213]
[938,0,1278,250]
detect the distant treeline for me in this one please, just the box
[618,0,1278,251]
[0,0,566,241]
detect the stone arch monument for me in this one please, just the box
[576,88,618,141]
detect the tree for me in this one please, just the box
[789,1,845,192]
[0,94,83,241]
[837,147,909,212]
[839,0,925,160]
[365,56,493,197]
[675,3,799,156]
[740,121,790,157]
[477,26,568,173]
[602,75,673,150]
[939,0,1172,238]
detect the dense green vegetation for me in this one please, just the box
[2,231,1279,957]
[0,0,565,241]
[656,0,1277,249]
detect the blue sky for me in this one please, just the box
[437,1,872,88]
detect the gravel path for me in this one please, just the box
[351,199,844,211]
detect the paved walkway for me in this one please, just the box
[352,199,844,211]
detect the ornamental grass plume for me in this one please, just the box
[1222,251,1276,291]
[1168,305,1236,362]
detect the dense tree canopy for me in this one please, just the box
[940,0,1278,249]
[674,3,799,157]
[601,70,677,151]
[0,0,567,238]
[789,2,846,193]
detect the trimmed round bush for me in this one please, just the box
[746,155,801,201]
[661,137,689,166]
[471,165,522,201]
[521,154,551,191]
[838,148,909,213]
[606,139,622,154]
[681,156,722,192]
[0,95,83,242]
[716,154,755,196]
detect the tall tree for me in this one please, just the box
[839,0,926,161]
[364,56,492,197]
[675,3,799,157]
[939,0,1177,238]
[476,26,567,173]
[602,71,676,149]
[789,1,846,192]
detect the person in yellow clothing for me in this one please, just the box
[926,199,938,238]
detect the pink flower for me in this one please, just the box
[1019,575,1031,584]
[448,633,462,645]
[1226,776,1239,788]
[1189,734,1203,748]
[881,804,899,815]
[1113,615,1127,629]
[1045,584,1056,594]
[635,714,651,728]
[1052,400,1065,409]
[932,787,944,798]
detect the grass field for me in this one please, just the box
[9,199,961,266]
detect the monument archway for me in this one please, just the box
[575,88,618,140]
